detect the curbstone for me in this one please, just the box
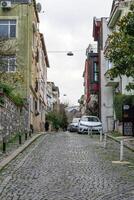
[107,135,134,152]
[0,133,45,172]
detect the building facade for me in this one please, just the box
[92,0,134,133]
[83,46,99,116]
[0,0,49,132]
[93,17,114,132]
[47,82,60,113]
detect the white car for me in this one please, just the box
[68,118,80,132]
[78,115,103,134]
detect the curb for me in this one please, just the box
[107,135,134,152]
[0,133,45,172]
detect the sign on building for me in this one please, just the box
[122,104,134,136]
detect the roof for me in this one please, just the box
[40,33,50,68]
[33,0,40,23]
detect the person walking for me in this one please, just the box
[45,120,49,132]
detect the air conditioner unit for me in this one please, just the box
[1,1,11,9]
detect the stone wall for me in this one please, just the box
[0,95,29,141]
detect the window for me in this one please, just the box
[108,61,112,70]
[87,117,99,122]
[93,62,99,82]
[0,55,16,72]
[35,100,37,111]
[0,20,16,38]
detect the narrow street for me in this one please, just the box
[0,132,134,200]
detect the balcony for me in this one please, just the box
[105,71,119,87]
[108,1,122,28]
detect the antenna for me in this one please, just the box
[36,3,42,13]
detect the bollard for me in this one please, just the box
[100,130,103,142]
[19,134,22,145]
[90,127,93,138]
[104,133,107,148]
[120,139,124,162]
[29,130,32,138]
[2,137,6,153]
[25,132,28,140]
[88,127,93,137]
[88,127,90,135]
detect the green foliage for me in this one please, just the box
[46,111,62,130]
[78,95,84,105]
[110,131,122,137]
[113,94,134,121]
[0,96,4,105]
[105,4,134,90]
[0,83,25,106]
[46,104,68,131]
[60,111,68,130]
[10,93,25,106]
[0,82,14,95]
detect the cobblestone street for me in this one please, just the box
[0,132,134,200]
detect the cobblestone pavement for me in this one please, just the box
[0,133,37,162]
[0,132,134,200]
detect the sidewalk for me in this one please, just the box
[108,134,134,152]
[0,133,44,171]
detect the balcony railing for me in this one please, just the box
[104,71,119,87]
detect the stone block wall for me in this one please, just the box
[0,95,29,141]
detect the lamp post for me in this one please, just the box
[47,51,74,56]
[67,51,74,56]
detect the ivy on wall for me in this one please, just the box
[113,94,134,121]
[0,83,25,106]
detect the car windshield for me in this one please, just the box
[82,117,99,122]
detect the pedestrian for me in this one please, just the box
[45,120,49,132]
[30,124,34,133]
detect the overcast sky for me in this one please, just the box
[38,0,113,106]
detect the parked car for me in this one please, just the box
[67,118,80,132]
[78,115,103,134]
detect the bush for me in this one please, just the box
[46,110,68,131]
[0,83,25,106]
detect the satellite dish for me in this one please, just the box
[36,3,42,13]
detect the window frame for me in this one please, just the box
[0,55,16,72]
[93,62,99,82]
[0,19,17,38]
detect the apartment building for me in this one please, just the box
[0,0,49,132]
[83,47,99,116]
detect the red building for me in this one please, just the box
[83,49,99,115]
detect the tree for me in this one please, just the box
[105,4,134,90]
[59,103,68,130]
[46,103,68,131]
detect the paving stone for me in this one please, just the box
[0,132,134,200]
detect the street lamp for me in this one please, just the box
[67,51,74,56]
[47,50,74,56]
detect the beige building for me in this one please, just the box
[30,32,50,132]
[0,0,50,132]
[47,82,60,113]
